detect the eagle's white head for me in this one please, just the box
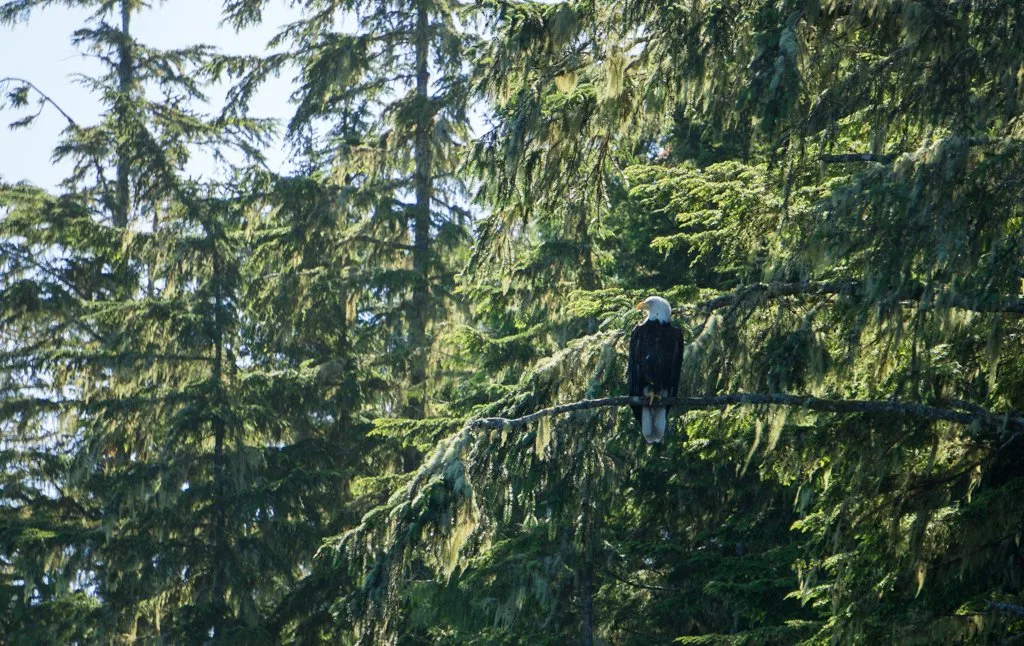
[636,296,672,323]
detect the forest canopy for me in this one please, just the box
[2,0,1024,643]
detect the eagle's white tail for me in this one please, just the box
[641,407,667,444]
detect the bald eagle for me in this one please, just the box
[628,296,683,443]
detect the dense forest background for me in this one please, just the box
[2,0,1024,643]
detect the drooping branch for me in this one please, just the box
[0,77,114,200]
[467,394,1024,432]
[693,280,1024,316]
[0,77,78,126]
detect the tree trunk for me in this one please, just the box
[581,471,597,646]
[147,206,158,296]
[575,209,600,292]
[114,0,133,229]
[406,0,432,420]
[210,233,228,639]
[581,559,594,646]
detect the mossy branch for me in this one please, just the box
[467,393,1024,432]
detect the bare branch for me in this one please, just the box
[604,568,681,593]
[467,394,1024,432]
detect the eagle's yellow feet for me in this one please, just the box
[647,392,657,406]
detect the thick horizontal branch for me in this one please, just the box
[467,394,1024,432]
[694,280,1024,316]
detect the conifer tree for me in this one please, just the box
[232,169,375,641]
[1,0,243,635]
[226,0,474,422]
[0,1,356,640]
[321,1,1024,643]
[5,0,1024,643]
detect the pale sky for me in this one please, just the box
[0,0,301,190]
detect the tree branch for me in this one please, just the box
[820,153,897,164]
[694,280,858,313]
[0,77,78,126]
[342,233,417,251]
[693,280,1024,316]
[467,394,1024,432]
[604,568,681,593]
[0,76,117,202]
[818,137,997,165]
[985,601,1024,617]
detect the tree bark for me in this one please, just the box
[581,559,594,646]
[581,486,596,646]
[210,228,228,639]
[467,393,1024,432]
[576,207,599,293]
[114,0,133,229]
[405,0,432,420]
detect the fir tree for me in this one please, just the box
[0,1,353,640]
[224,0,474,422]
[322,1,1024,643]
[5,0,1024,643]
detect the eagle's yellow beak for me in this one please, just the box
[635,301,645,311]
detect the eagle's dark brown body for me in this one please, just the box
[627,319,683,442]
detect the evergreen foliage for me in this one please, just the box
[324,1,1024,642]
[3,0,1024,644]
[222,0,475,422]
[0,1,349,641]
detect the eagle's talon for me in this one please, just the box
[647,392,656,406]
